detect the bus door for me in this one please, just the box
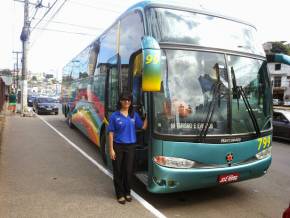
[131,52,148,171]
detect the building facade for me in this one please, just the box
[0,71,13,111]
[268,62,290,102]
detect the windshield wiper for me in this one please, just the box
[231,67,261,137]
[238,86,261,137]
[199,81,222,140]
[231,67,240,110]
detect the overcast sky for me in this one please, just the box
[1,0,290,77]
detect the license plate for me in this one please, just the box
[218,173,240,184]
[46,108,52,110]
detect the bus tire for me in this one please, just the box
[100,132,107,165]
[63,105,67,117]
[67,115,74,129]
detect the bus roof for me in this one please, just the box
[63,1,258,68]
[124,1,256,29]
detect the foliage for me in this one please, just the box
[0,69,12,76]
[270,42,290,55]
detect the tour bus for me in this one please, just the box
[61,1,289,193]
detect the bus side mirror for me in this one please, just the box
[141,36,161,92]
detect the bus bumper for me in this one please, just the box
[147,156,271,193]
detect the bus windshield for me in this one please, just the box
[146,7,264,55]
[153,49,272,136]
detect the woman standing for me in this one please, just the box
[108,92,147,204]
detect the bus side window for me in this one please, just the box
[71,59,80,81]
[89,42,99,76]
[107,55,119,111]
[96,23,118,113]
[120,10,145,94]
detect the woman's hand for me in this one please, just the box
[109,148,116,160]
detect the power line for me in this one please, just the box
[30,7,39,23]
[30,0,59,33]
[31,0,68,47]
[29,0,50,23]
[43,0,68,28]
[34,27,96,36]
[32,19,103,30]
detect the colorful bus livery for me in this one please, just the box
[61,1,282,193]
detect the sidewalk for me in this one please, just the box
[0,114,154,218]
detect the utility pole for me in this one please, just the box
[15,0,50,115]
[12,51,22,91]
[19,0,30,115]
[13,63,16,89]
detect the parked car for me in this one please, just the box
[27,95,37,107]
[33,96,59,115]
[283,100,290,106]
[273,99,283,106]
[273,109,290,141]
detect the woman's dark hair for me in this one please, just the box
[117,92,134,118]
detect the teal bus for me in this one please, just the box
[61,1,284,193]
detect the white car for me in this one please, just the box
[273,99,282,106]
[283,100,290,106]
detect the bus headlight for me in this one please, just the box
[255,147,272,160]
[153,156,195,169]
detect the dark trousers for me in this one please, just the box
[112,143,135,198]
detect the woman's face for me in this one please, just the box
[120,99,131,110]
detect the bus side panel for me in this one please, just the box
[70,87,105,146]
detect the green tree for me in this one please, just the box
[271,42,290,55]
[0,69,12,76]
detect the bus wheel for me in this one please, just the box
[67,116,74,129]
[100,132,107,165]
[63,105,67,117]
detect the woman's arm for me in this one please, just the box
[142,115,148,130]
[108,132,116,160]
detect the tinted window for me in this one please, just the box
[97,24,118,66]
[227,56,272,133]
[108,55,119,111]
[71,47,90,80]
[147,8,264,55]
[88,42,99,76]
[153,50,272,136]
[120,11,144,92]
[273,112,288,122]
[153,50,229,135]
[38,98,57,103]
[62,64,72,83]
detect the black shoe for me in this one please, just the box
[125,195,132,202]
[117,197,126,204]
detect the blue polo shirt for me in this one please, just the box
[108,111,143,144]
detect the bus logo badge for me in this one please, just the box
[226,153,234,166]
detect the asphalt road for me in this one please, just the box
[1,112,290,218]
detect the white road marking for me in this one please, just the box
[37,115,167,218]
